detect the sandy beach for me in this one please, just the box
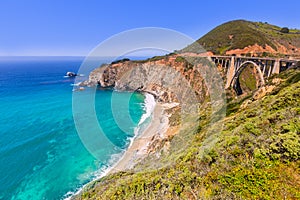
[109,102,174,173]
[69,102,177,199]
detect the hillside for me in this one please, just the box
[182,20,300,57]
[75,68,300,199]
[73,20,300,200]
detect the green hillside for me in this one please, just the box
[76,69,300,200]
[182,20,300,55]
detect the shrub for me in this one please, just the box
[280,27,289,33]
[175,56,186,63]
[111,58,130,64]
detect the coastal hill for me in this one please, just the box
[74,20,300,199]
[182,20,300,57]
[77,69,300,200]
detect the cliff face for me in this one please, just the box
[82,55,213,103]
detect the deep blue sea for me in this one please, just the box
[0,57,146,200]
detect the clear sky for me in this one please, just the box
[1,0,300,56]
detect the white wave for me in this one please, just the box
[64,93,156,200]
[63,151,124,200]
[138,93,156,126]
[64,74,84,78]
[70,82,81,86]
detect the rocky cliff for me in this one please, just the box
[81,55,218,104]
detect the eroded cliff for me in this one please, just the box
[81,55,220,104]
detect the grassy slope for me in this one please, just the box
[182,20,300,55]
[239,65,257,93]
[253,22,300,49]
[77,69,300,200]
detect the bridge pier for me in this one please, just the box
[268,63,272,77]
[225,56,235,89]
[272,59,280,74]
[262,63,266,76]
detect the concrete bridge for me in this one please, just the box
[210,55,299,94]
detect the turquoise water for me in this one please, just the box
[0,57,146,200]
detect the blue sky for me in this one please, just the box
[1,0,300,56]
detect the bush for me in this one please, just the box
[175,56,186,63]
[280,27,289,34]
[111,58,130,64]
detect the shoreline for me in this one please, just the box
[109,101,169,173]
[69,94,177,199]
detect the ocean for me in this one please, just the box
[0,57,149,200]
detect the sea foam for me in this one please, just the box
[64,92,156,200]
[138,93,156,126]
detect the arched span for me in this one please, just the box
[230,61,265,93]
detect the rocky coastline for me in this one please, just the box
[72,55,211,184]
[80,55,211,104]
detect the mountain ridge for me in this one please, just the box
[182,20,300,57]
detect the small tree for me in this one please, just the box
[280,27,289,33]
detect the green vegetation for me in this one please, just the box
[111,58,130,64]
[238,65,258,93]
[133,55,167,64]
[181,20,300,56]
[187,20,277,54]
[280,27,290,34]
[174,56,185,63]
[76,69,300,200]
[147,55,166,62]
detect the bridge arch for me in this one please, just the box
[230,61,265,95]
